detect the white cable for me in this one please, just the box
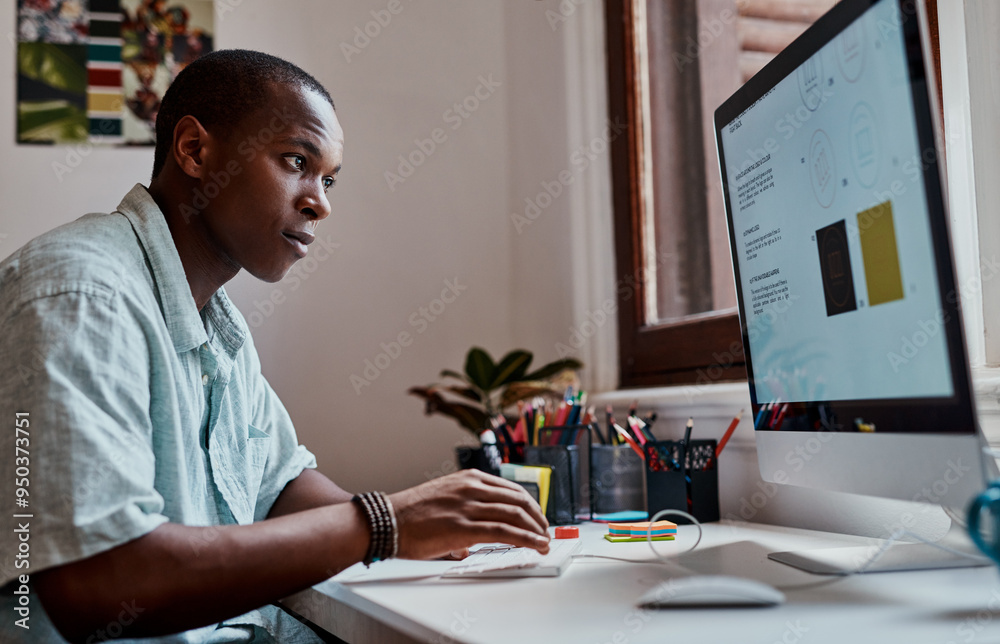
[645,509,702,559]
[573,509,703,566]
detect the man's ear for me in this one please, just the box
[171,115,215,180]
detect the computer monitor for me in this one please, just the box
[714,0,996,572]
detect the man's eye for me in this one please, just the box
[323,177,335,192]
[283,155,305,171]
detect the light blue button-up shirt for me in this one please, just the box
[0,185,320,642]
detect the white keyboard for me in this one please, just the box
[441,538,582,578]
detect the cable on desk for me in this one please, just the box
[573,509,704,566]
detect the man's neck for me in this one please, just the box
[147,181,239,311]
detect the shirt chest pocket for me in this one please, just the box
[210,422,272,525]
[241,424,272,509]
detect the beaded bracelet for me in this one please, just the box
[351,491,398,566]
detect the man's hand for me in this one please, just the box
[389,469,550,560]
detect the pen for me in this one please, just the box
[680,417,694,513]
[681,417,693,471]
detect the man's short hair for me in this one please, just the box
[152,49,334,178]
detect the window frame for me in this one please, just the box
[605,0,745,388]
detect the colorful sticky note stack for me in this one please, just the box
[604,520,677,543]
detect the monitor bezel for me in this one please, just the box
[714,0,977,436]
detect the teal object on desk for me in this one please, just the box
[967,481,1000,566]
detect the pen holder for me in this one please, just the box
[524,444,581,525]
[590,444,645,514]
[644,439,720,524]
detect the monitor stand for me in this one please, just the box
[767,513,990,575]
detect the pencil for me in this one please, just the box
[715,409,743,457]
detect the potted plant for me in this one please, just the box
[409,347,582,473]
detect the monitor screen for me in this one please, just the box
[715,0,975,435]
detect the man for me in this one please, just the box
[0,50,548,643]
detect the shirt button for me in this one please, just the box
[202,374,209,385]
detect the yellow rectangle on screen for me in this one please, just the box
[857,200,904,307]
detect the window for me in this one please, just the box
[605,0,939,388]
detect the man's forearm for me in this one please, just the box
[267,467,354,518]
[36,501,369,642]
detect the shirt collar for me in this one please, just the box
[116,184,246,356]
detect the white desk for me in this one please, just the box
[282,521,1000,643]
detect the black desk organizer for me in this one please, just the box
[590,444,645,514]
[523,424,603,525]
[644,439,720,524]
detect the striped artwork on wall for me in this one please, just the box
[16,0,213,146]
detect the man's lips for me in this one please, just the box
[281,230,315,256]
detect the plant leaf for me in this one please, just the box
[499,381,564,409]
[523,358,583,382]
[408,386,487,434]
[464,347,495,391]
[444,385,482,403]
[490,350,533,390]
[439,369,468,382]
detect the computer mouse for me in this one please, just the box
[637,575,786,608]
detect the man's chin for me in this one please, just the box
[246,261,295,284]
